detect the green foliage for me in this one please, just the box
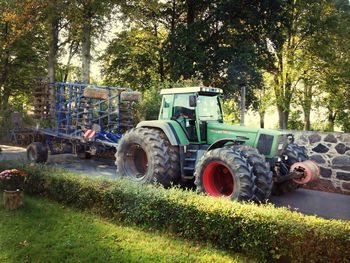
[0,196,246,263]
[0,0,349,133]
[222,98,240,124]
[287,110,304,131]
[0,161,349,263]
[135,86,162,121]
[101,28,164,91]
[337,110,350,132]
[0,3,47,116]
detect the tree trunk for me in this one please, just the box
[81,7,92,84]
[168,0,176,79]
[171,0,176,33]
[259,111,265,128]
[153,24,165,82]
[277,106,289,130]
[183,0,195,80]
[302,83,312,131]
[303,111,311,131]
[1,89,11,112]
[3,190,23,210]
[0,22,10,111]
[327,110,336,132]
[186,0,195,26]
[64,41,79,82]
[48,16,59,117]
[240,85,246,126]
[0,53,10,111]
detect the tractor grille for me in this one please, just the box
[257,134,274,155]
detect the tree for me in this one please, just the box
[102,0,170,89]
[71,0,115,83]
[0,0,47,114]
[260,0,338,129]
[300,0,350,131]
[101,28,164,90]
[46,0,65,116]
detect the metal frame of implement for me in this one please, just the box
[38,82,135,155]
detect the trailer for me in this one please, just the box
[26,82,141,163]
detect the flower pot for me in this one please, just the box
[3,189,23,210]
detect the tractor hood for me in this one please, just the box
[206,122,286,158]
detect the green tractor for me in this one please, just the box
[116,87,319,202]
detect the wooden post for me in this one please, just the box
[3,190,23,210]
[240,86,246,126]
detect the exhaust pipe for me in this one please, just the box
[290,160,320,185]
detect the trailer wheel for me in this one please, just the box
[194,148,256,201]
[75,144,91,159]
[233,146,273,202]
[27,142,48,163]
[272,143,308,195]
[116,127,179,187]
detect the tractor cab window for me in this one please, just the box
[160,95,172,119]
[197,95,223,122]
[172,94,197,141]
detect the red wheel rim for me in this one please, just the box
[202,162,235,197]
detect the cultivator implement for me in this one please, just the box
[52,82,136,142]
[26,82,141,161]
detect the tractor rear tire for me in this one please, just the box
[116,127,180,187]
[27,142,48,163]
[159,132,180,183]
[233,145,273,202]
[194,147,256,201]
[272,143,308,195]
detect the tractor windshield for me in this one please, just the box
[197,95,223,122]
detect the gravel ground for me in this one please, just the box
[1,144,349,220]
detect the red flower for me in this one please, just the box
[0,169,28,191]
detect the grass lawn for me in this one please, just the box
[0,195,255,263]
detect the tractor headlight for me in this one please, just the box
[278,143,284,150]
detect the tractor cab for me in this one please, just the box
[159,87,224,143]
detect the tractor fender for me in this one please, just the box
[137,120,189,146]
[207,138,245,151]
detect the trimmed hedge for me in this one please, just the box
[0,161,349,263]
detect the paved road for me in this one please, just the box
[1,144,349,221]
[0,145,117,179]
[269,189,350,220]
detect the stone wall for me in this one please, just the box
[292,131,350,193]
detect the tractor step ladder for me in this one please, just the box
[183,146,198,179]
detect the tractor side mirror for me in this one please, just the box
[189,95,197,107]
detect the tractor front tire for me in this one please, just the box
[272,143,308,195]
[233,146,273,202]
[27,142,48,163]
[194,147,256,201]
[116,127,180,187]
